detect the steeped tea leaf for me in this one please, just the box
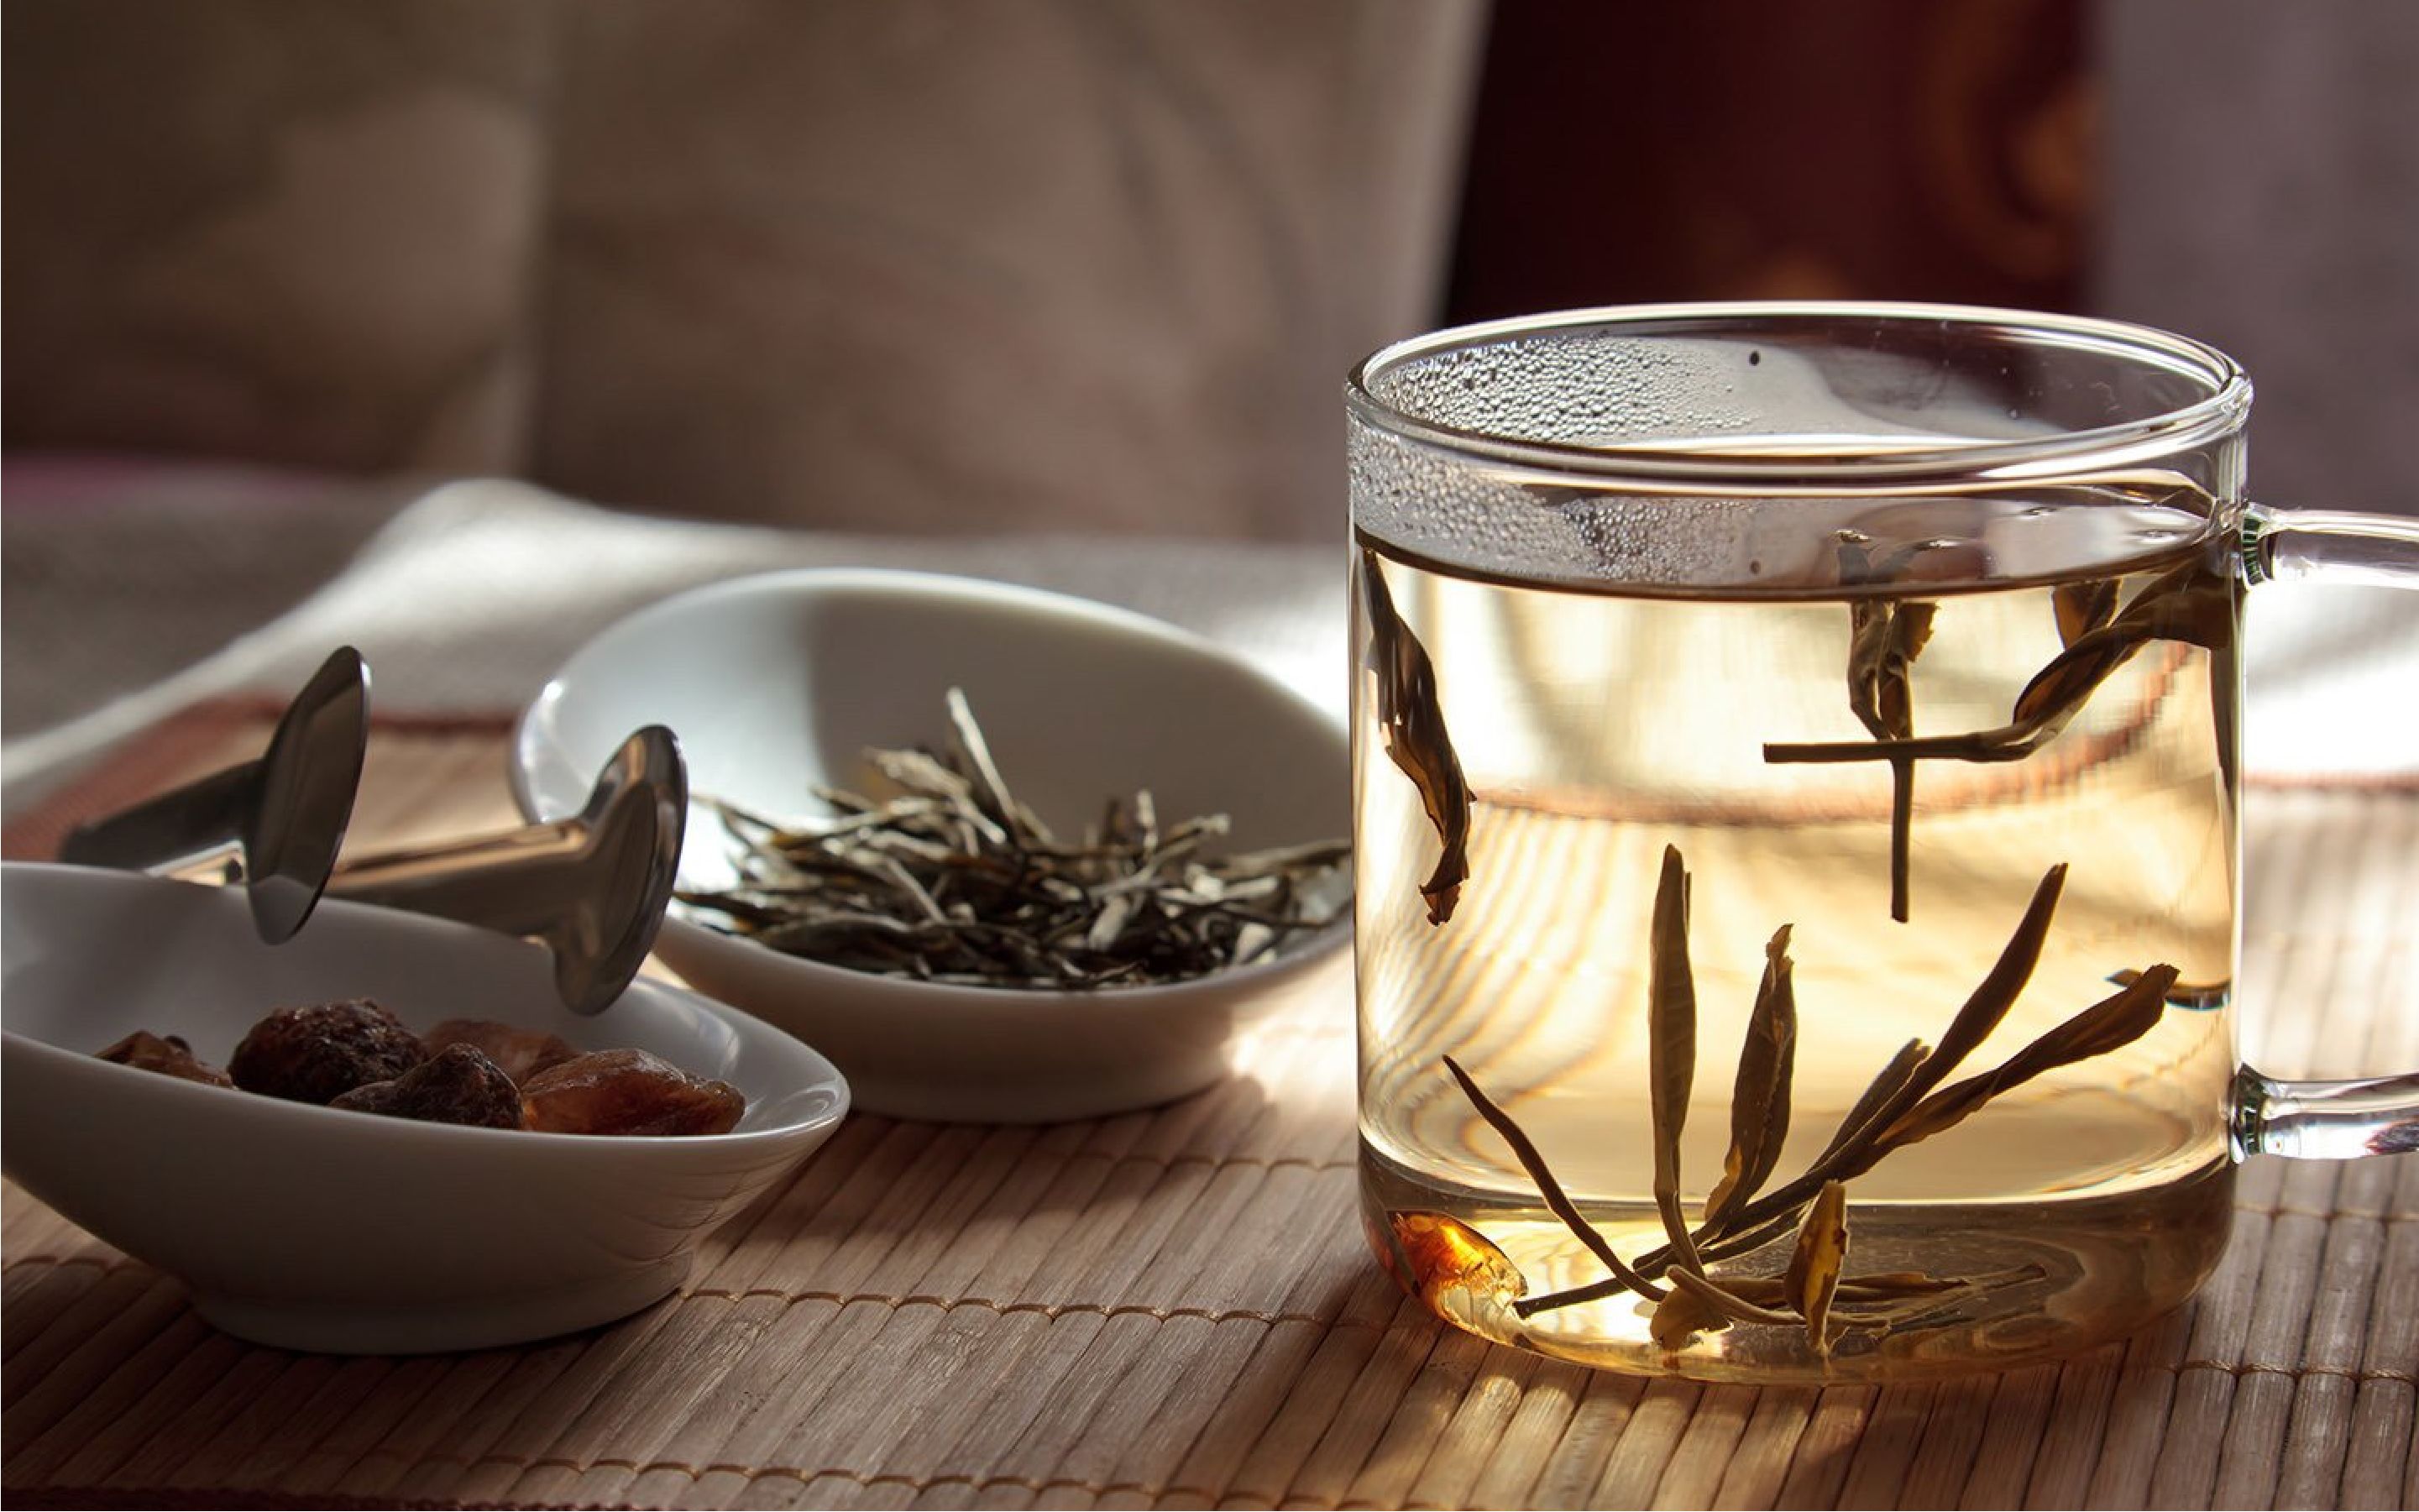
[1650,1278,1733,1349]
[1444,1055,1666,1301]
[1647,846,1703,1273]
[1784,1180,1850,1351]
[1705,925,1798,1228]
[1877,865,2066,1103]
[1880,965,2176,1148]
[1836,542,1939,920]
[1765,561,2232,772]
[2111,965,2231,1011]
[1359,548,1473,924]
[1810,1038,1930,1168]
[1664,1266,1801,1328]
[1390,1210,1527,1314]
[1439,845,2173,1352]
[2053,578,2120,647]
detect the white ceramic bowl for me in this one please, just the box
[0,862,848,1354]
[512,569,1352,1122]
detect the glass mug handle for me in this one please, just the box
[2231,504,2419,1159]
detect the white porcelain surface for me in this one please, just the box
[0,862,848,1354]
[512,568,1352,1122]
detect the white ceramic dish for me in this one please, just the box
[0,862,848,1354]
[512,568,1352,1122]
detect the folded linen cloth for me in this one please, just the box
[1,479,1348,812]
[4,478,2410,817]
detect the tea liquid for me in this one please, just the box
[1353,496,2239,1381]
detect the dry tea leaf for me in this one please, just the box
[1359,547,1472,924]
[945,687,1042,840]
[1704,925,1798,1228]
[682,693,1348,988]
[1647,846,1702,1273]
[1784,1180,1850,1352]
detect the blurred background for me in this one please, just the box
[4,0,2414,541]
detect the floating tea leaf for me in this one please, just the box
[1837,540,1940,922]
[2053,578,2120,646]
[1765,562,2232,772]
[1359,547,1472,924]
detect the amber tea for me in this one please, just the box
[1353,491,2240,1382]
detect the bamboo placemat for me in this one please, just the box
[3,709,2413,1510]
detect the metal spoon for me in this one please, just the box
[329,725,688,1015]
[58,646,370,944]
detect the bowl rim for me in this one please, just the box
[507,566,1354,1008]
[0,861,851,1152]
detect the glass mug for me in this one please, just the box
[1343,303,2418,1383]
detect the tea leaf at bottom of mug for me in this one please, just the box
[1664,1266,1803,1329]
[1388,1211,1527,1314]
[1784,1180,1850,1352]
[1649,1279,1734,1350]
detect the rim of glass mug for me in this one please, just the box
[1344,301,2254,489]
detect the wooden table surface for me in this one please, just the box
[3,705,2414,1510]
